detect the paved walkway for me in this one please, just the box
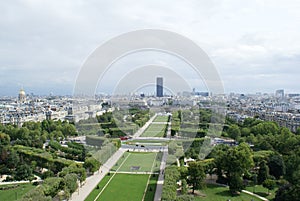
[70,148,125,201]
[153,148,168,201]
[242,190,269,201]
[0,179,42,186]
[0,175,42,186]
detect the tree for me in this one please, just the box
[215,143,254,194]
[20,186,52,201]
[83,157,101,173]
[0,132,10,145]
[296,127,300,135]
[284,148,300,184]
[168,141,178,155]
[252,174,257,193]
[228,125,241,140]
[41,170,54,179]
[187,161,205,194]
[274,183,300,201]
[43,177,64,197]
[241,127,251,137]
[161,166,180,201]
[251,122,279,136]
[268,154,286,179]
[262,179,276,194]
[64,173,78,194]
[181,179,188,195]
[258,160,269,184]
[61,123,77,137]
[229,173,243,194]
[14,164,33,181]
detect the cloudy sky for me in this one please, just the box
[1,0,300,96]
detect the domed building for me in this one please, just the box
[18,88,26,103]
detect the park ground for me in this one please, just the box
[193,183,266,201]
[140,115,168,137]
[85,151,161,201]
[0,183,36,201]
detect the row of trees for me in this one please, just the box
[0,120,77,149]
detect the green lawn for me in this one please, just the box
[144,174,159,201]
[87,174,149,201]
[141,123,167,137]
[112,152,159,173]
[0,183,36,201]
[86,152,161,201]
[193,184,262,201]
[85,174,113,201]
[153,115,169,122]
[245,184,277,200]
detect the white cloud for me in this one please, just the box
[0,0,300,95]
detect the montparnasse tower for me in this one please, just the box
[18,88,26,103]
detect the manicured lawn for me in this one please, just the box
[89,174,149,201]
[110,151,130,171]
[141,123,167,137]
[144,174,159,201]
[86,152,161,201]
[0,183,36,201]
[193,184,262,201]
[112,152,158,173]
[245,184,277,200]
[153,115,169,122]
[85,174,113,201]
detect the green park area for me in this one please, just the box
[86,151,161,201]
[111,152,161,173]
[85,173,155,201]
[153,115,169,122]
[194,184,261,201]
[86,152,162,201]
[0,183,36,201]
[141,123,167,137]
[245,184,277,200]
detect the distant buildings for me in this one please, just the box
[276,89,284,99]
[156,77,163,97]
[227,91,300,132]
[18,88,26,103]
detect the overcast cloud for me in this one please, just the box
[1,0,300,96]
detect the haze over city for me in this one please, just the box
[1,0,300,96]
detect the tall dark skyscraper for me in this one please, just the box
[156,77,163,97]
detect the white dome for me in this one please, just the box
[19,89,26,96]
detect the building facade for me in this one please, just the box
[156,77,163,97]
